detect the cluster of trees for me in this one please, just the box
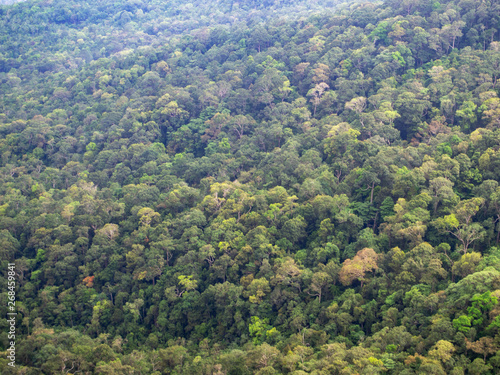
[1,0,500,373]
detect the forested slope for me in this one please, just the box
[1,0,500,373]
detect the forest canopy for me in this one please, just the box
[2,0,500,373]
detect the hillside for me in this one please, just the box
[1,0,500,373]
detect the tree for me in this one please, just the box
[434,198,486,254]
[345,96,367,125]
[466,337,498,361]
[401,242,447,287]
[157,345,189,370]
[467,291,498,327]
[0,229,20,260]
[244,278,271,304]
[427,177,458,214]
[441,21,466,50]
[272,257,302,292]
[429,340,455,363]
[98,224,119,241]
[307,83,329,117]
[324,122,360,160]
[381,195,431,249]
[249,316,274,345]
[468,358,493,375]
[452,252,482,279]
[394,89,431,139]
[280,215,306,246]
[456,101,477,130]
[246,343,280,371]
[176,275,198,297]
[339,248,379,287]
[137,207,161,227]
[307,272,331,303]
[231,115,255,139]
[453,315,472,333]
[354,167,381,204]
[134,247,165,285]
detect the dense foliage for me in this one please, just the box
[2,0,500,373]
